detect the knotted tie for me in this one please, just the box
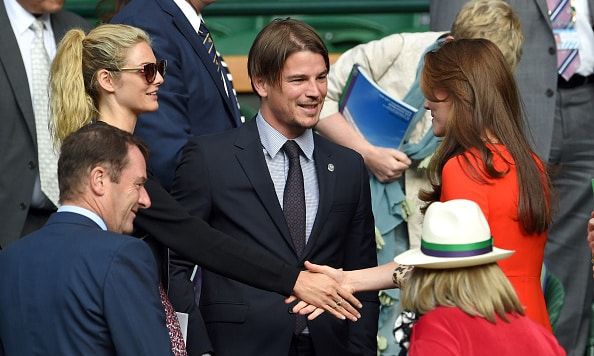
[548,0,581,80]
[282,140,307,334]
[283,140,306,256]
[30,19,59,206]
[198,21,242,119]
[159,285,188,356]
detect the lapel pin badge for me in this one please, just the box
[327,163,334,172]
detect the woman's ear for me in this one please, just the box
[96,69,117,93]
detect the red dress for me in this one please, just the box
[409,307,565,356]
[440,145,551,330]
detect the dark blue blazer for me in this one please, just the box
[170,119,379,356]
[0,212,172,356]
[112,0,242,190]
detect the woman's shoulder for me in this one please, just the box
[416,306,471,329]
[421,306,467,320]
[443,146,515,177]
[442,152,476,175]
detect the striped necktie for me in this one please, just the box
[548,0,581,80]
[198,21,243,122]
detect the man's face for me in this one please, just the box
[17,0,64,15]
[255,50,328,139]
[102,145,150,234]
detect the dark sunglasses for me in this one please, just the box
[111,59,167,83]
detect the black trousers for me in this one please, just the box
[288,334,316,356]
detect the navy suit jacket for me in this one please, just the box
[0,212,172,356]
[169,119,379,356]
[112,0,242,190]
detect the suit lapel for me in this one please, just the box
[302,136,335,259]
[0,4,36,140]
[50,12,69,44]
[156,0,238,123]
[234,120,294,250]
[534,0,552,30]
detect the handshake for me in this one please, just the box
[288,261,412,322]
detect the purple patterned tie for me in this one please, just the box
[283,140,306,256]
[282,140,307,334]
[548,0,581,80]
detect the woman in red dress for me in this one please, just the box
[419,38,552,330]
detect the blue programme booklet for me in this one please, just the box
[339,64,417,148]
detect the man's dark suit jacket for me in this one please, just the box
[112,0,242,190]
[0,212,172,356]
[134,176,300,295]
[0,1,90,247]
[170,119,379,356]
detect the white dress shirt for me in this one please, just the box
[4,0,56,99]
[574,0,594,75]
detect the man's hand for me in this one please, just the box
[363,146,411,183]
[290,262,361,321]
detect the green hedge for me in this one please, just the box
[64,0,429,54]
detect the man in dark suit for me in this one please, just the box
[170,19,379,356]
[0,124,172,356]
[112,0,242,191]
[430,1,594,354]
[0,0,90,248]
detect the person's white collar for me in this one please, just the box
[4,0,50,38]
[173,0,203,34]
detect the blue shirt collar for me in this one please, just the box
[57,205,108,231]
[255,112,315,160]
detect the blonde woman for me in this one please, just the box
[395,200,563,355]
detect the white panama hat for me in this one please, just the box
[394,199,513,269]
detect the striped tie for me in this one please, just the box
[198,21,244,122]
[548,0,581,80]
[198,20,220,72]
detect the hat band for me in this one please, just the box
[421,237,493,258]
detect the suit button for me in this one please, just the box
[548,46,556,55]
[545,89,554,97]
[28,161,36,169]
[20,203,27,210]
